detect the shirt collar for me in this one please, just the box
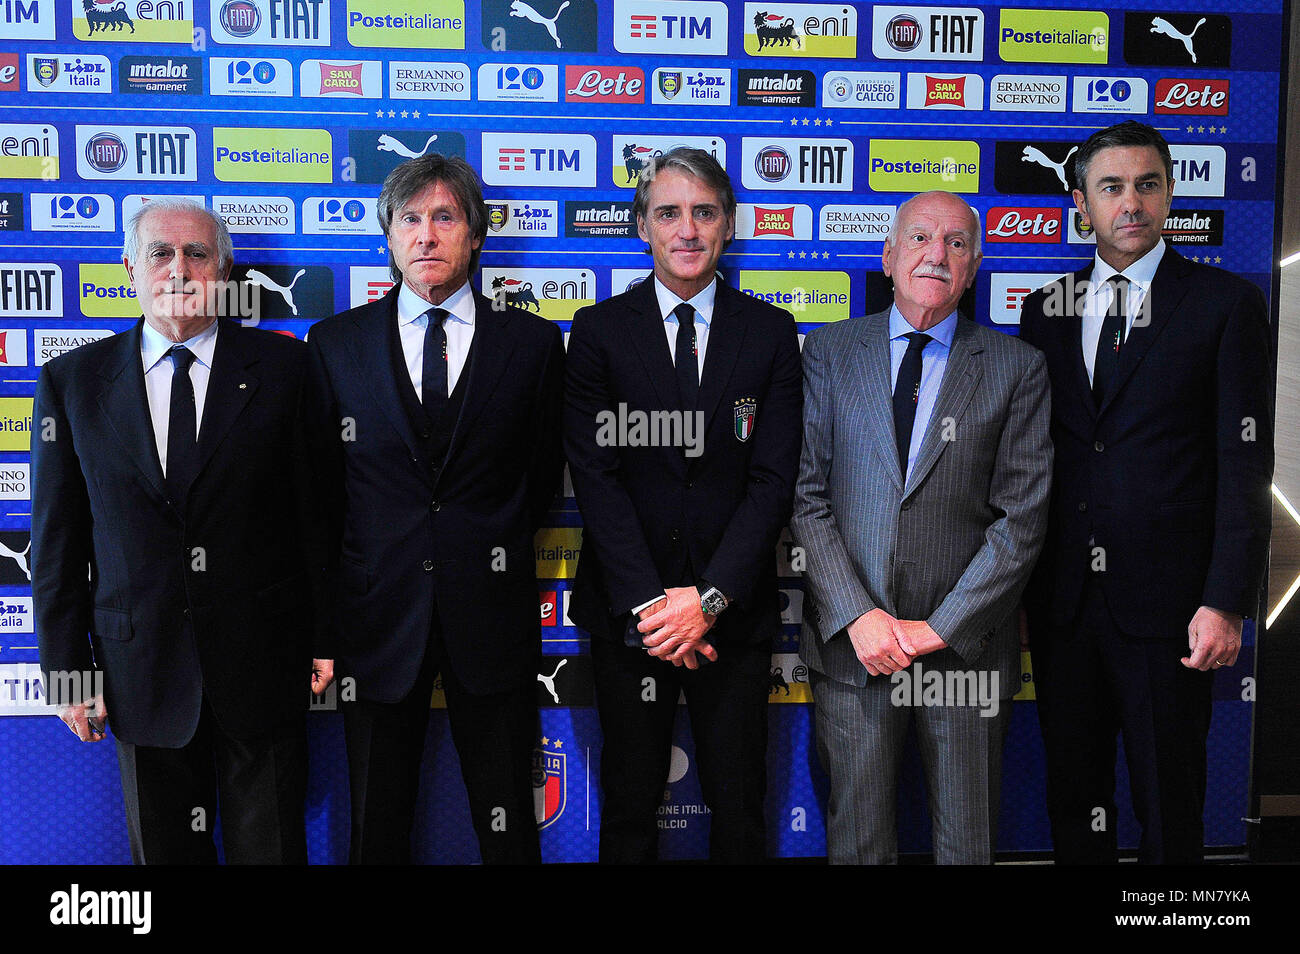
[654,275,717,327]
[1092,237,1165,291]
[888,304,957,349]
[397,280,475,328]
[141,318,220,373]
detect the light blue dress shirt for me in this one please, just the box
[888,306,958,481]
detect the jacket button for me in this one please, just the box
[686,480,694,489]
[182,608,191,620]
[423,559,434,572]
[1093,441,1104,452]
[420,430,430,439]
[1078,501,1088,512]
[901,501,912,511]
[430,500,440,511]
[670,529,681,542]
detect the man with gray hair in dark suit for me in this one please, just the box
[791,190,1052,864]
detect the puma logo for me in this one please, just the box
[509,0,570,50]
[0,539,31,581]
[245,268,306,316]
[376,134,439,159]
[1150,16,1206,63]
[537,658,567,704]
[1021,144,1078,192]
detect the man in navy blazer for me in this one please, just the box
[33,199,322,863]
[564,148,802,862]
[306,155,564,864]
[1018,121,1273,864]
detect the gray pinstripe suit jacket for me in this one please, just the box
[791,309,1053,691]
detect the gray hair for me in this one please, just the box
[123,198,233,269]
[376,153,488,281]
[886,191,982,257]
[631,146,736,227]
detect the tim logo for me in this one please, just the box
[482,132,593,187]
[613,0,728,55]
[753,10,800,49]
[532,737,567,828]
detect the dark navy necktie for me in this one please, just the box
[421,307,450,413]
[165,345,198,501]
[1093,274,1128,406]
[892,332,931,481]
[673,302,699,408]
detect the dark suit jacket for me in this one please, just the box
[305,287,565,700]
[1018,246,1273,638]
[32,320,315,748]
[563,276,803,647]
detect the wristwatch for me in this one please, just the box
[697,583,729,617]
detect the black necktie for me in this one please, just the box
[893,332,931,481]
[1092,274,1128,406]
[421,307,449,413]
[165,345,198,501]
[673,303,699,408]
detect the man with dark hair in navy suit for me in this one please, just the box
[306,154,565,864]
[1019,121,1273,864]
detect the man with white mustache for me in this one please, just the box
[791,190,1053,863]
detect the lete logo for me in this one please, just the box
[564,65,644,103]
[985,207,1061,243]
[1153,78,1228,115]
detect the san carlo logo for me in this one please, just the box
[219,0,261,37]
[755,145,790,182]
[83,132,126,173]
[886,13,922,51]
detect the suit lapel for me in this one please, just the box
[625,276,680,411]
[906,317,983,496]
[855,312,904,492]
[1097,246,1184,417]
[441,293,518,468]
[696,281,748,432]
[191,320,259,489]
[96,321,166,500]
[345,288,425,467]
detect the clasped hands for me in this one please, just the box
[636,587,720,670]
[848,608,947,677]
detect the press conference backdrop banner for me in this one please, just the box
[0,0,1284,863]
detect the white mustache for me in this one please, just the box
[913,264,951,281]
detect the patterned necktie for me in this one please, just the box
[1092,274,1128,406]
[165,345,198,501]
[421,307,449,413]
[673,302,699,408]
[892,332,931,481]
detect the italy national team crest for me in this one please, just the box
[533,736,567,829]
[658,71,682,100]
[33,58,59,88]
[487,203,510,232]
[734,397,757,441]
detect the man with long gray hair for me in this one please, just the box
[33,198,322,863]
[305,154,565,864]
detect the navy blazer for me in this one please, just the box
[1018,246,1273,638]
[305,286,565,700]
[32,320,315,747]
[563,275,803,647]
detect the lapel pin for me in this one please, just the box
[239,383,247,389]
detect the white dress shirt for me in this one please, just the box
[396,280,475,400]
[141,318,218,476]
[1082,238,1164,385]
[653,275,716,378]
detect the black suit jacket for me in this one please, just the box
[1018,247,1273,638]
[563,276,803,646]
[32,320,315,748]
[305,287,565,700]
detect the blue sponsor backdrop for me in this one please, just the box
[0,0,1284,863]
